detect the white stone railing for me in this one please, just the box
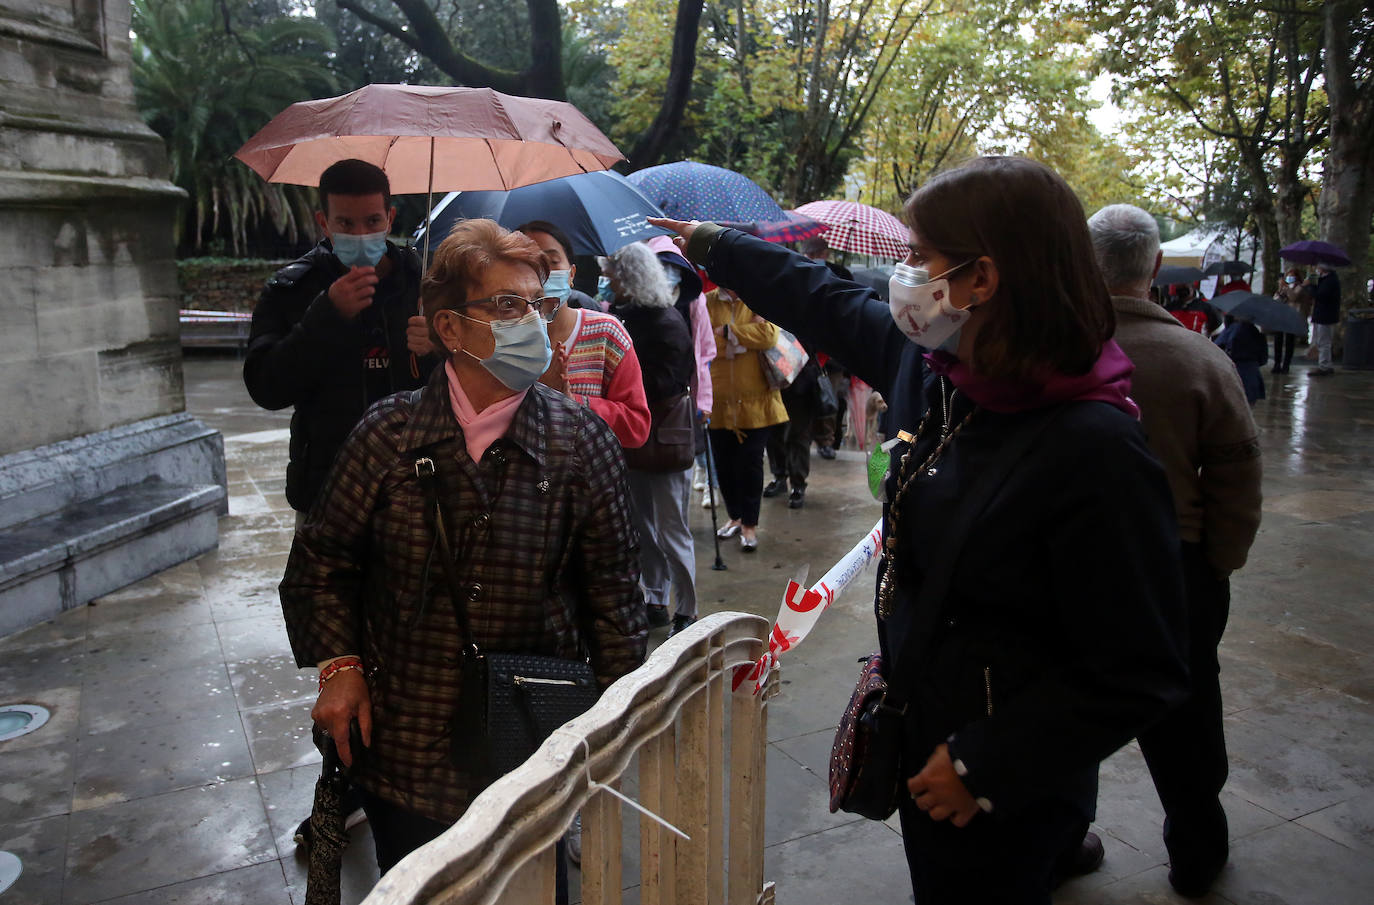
[363,611,779,905]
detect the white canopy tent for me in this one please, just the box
[1159,227,1265,297]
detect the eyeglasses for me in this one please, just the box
[453,294,562,321]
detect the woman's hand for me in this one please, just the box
[311,669,372,768]
[540,341,570,394]
[907,743,980,827]
[647,217,699,252]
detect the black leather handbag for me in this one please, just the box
[415,457,600,784]
[827,406,1064,819]
[623,387,695,473]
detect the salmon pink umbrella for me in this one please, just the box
[235,83,626,263]
[235,84,624,193]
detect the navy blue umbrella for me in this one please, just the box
[625,160,787,223]
[416,170,668,256]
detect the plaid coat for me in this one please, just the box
[280,364,647,823]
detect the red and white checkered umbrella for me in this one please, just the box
[792,200,909,261]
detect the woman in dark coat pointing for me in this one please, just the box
[651,156,1188,904]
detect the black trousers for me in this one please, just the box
[813,370,849,447]
[765,399,818,490]
[362,792,570,904]
[1272,332,1295,370]
[708,426,771,526]
[898,794,1087,904]
[1137,542,1231,875]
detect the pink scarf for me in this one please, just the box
[444,361,528,462]
[924,340,1139,419]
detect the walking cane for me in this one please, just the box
[702,418,727,571]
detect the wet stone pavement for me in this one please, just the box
[1,352,1372,904]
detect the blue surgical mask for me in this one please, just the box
[332,229,389,268]
[544,269,572,302]
[458,310,553,391]
[1285,275,1297,285]
[662,265,682,289]
[596,275,613,302]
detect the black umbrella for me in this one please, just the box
[1211,291,1308,335]
[1202,260,1253,277]
[1152,265,1205,287]
[304,736,349,905]
[850,266,894,300]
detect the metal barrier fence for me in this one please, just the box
[363,612,778,905]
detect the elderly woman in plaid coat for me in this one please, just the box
[281,219,647,876]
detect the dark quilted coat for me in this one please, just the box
[281,364,648,823]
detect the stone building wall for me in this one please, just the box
[0,0,187,455]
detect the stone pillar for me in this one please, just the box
[0,0,227,636]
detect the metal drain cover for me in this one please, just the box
[0,705,49,742]
[0,850,20,894]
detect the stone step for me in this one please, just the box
[0,479,225,636]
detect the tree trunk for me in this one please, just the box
[1318,0,1374,317]
[628,0,706,169]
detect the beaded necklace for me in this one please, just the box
[876,378,977,619]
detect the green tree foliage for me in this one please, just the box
[131,0,337,255]
[853,4,1146,216]
[608,0,925,203]
[1079,0,1328,292]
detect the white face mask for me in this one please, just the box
[888,259,977,351]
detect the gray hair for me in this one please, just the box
[1087,204,1160,290]
[602,242,675,309]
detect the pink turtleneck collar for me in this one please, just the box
[444,360,528,462]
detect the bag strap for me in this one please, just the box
[881,404,1067,710]
[415,456,479,656]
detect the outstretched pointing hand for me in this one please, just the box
[647,217,701,252]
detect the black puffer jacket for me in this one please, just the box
[685,224,1188,820]
[243,239,432,511]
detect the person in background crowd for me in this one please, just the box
[648,235,717,503]
[1215,315,1269,404]
[603,242,699,635]
[281,219,646,888]
[244,158,435,848]
[245,158,433,521]
[703,285,788,552]
[1310,263,1341,376]
[1089,204,1262,898]
[1271,267,1311,374]
[1167,284,1222,335]
[800,235,854,460]
[653,155,1188,904]
[517,221,652,448]
[763,343,823,508]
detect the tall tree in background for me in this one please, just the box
[132,0,337,254]
[336,0,706,169]
[1318,0,1373,313]
[1085,0,1327,293]
[856,4,1137,214]
[335,0,565,97]
[610,0,924,202]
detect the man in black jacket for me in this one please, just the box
[243,158,434,517]
[1310,264,1341,376]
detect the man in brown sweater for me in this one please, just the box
[1088,204,1263,898]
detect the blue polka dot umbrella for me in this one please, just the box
[625,160,787,223]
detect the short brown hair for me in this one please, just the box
[422,219,549,344]
[904,157,1114,380]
